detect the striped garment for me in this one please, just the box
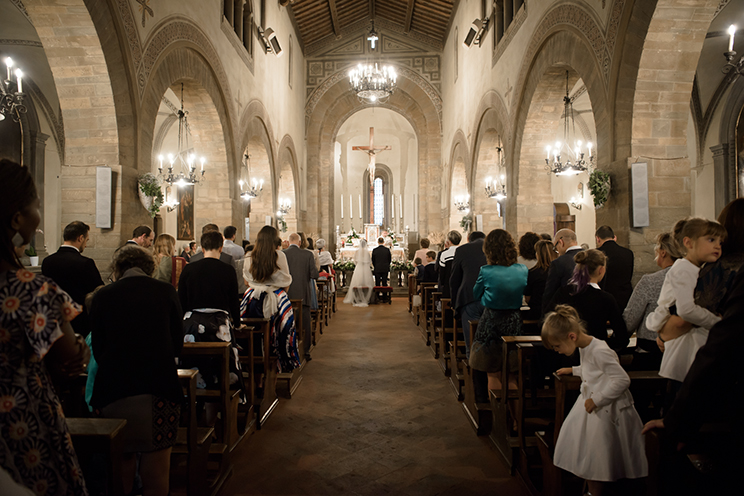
[241,288,301,373]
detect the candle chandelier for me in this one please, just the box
[454,194,470,213]
[348,22,397,103]
[723,25,743,76]
[485,142,507,200]
[277,198,291,217]
[1,57,26,122]
[158,83,206,187]
[239,153,264,200]
[545,71,595,176]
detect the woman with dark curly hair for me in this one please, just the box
[517,231,541,269]
[470,229,528,404]
[89,244,183,496]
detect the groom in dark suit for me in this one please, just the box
[371,237,392,287]
[42,221,104,337]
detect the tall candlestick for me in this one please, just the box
[399,194,403,218]
[358,195,362,219]
[349,194,353,219]
[392,197,395,219]
[341,195,344,218]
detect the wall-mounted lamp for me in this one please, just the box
[569,197,582,210]
[258,27,283,56]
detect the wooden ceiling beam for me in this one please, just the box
[369,0,375,20]
[404,0,415,33]
[328,0,342,38]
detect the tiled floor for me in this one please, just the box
[221,297,529,495]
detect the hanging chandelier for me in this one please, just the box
[723,25,743,76]
[485,143,507,200]
[239,153,263,200]
[158,83,206,187]
[545,71,594,176]
[349,63,397,103]
[277,198,291,217]
[1,57,26,122]
[454,194,470,213]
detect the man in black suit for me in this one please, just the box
[371,237,392,287]
[42,221,104,337]
[595,225,634,311]
[284,232,319,361]
[542,228,584,315]
[126,225,154,248]
[189,223,234,265]
[449,231,487,357]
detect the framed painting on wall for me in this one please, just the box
[177,185,194,241]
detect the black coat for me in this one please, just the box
[449,239,487,311]
[283,245,319,305]
[542,247,584,315]
[371,245,392,274]
[89,274,183,408]
[41,246,104,336]
[598,240,634,311]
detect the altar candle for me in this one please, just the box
[392,197,395,219]
[359,195,362,219]
[350,194,353,219]
[399,194,403,218]
[341,195,344,218]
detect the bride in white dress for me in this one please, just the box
[344,239,374,307]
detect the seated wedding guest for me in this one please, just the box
[414,237,431,264]
[414,257,424,280]
[178,231,244,395]
[546,249,630,352]
[180,241,196,262]
[517,231,541,270]
[42,220,104,337]
[542,228,584,315]
[189,224,234,265]
[437,230,461,298]
[153,233,186,287]
[623,232,681,370]
[316,238,334,273]
[450,231,488,357]
[241,225,299,372]
[284,232,319,360]
[89,245,182,496]
[596,225,635,311]
[0,159,90,496]
[421,250,438,283]
[523,239,557,329]
[222,225,244,263]
[470,229,528,403]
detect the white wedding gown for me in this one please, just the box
[343,239,374,307]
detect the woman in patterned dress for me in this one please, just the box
[0,159,90,496]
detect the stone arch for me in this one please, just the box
[471,91,511,233]
[447,136,469,232]
[306,70,442,240]
[139,39,238,239]
[621,0,720,272]
[510,29,609,237]
[713,76,744,213]
[239,100,278,234]
[277,134,300,233]
[23,0,139,264]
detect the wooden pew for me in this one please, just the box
[67,417,127,496]
[171,369,219,496]
[419,283,437,346]
[447,311,466,401]
[180,341,253,453]
[429,291,443,359]
[436,298,454,376]
[408,273,417,313]
[462,320,492,436]
[276,299,306,398]
[236,318,279,428]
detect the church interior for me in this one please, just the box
[1,0,744,495]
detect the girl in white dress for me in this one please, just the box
[645,218,725,386]
[343,239,374,307]
[543,305,647,495]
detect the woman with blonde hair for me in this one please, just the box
[152,233,184,287]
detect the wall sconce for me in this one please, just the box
[463,18,489,48]
[258,27,283,56]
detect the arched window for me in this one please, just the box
[373,177,384,225]
[363,165,393,227]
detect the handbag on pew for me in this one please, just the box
[412,294,422,307]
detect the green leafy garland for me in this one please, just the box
[138,173,164,218]
[459,213,473,232]
[277,217,287,233]
[391,260,415,272]
[333,260,356,272]
[588,170,611,208]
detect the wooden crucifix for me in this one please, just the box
[352,127,391,185]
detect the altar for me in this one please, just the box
[338,245,407,262]
[336,224,409,262]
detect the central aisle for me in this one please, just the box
[222,297,529,495]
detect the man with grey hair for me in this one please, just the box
[436,230,462,298]
[541,228,584,315]
[284,232,319,361]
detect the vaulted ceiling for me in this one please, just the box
[288,0,457,55]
